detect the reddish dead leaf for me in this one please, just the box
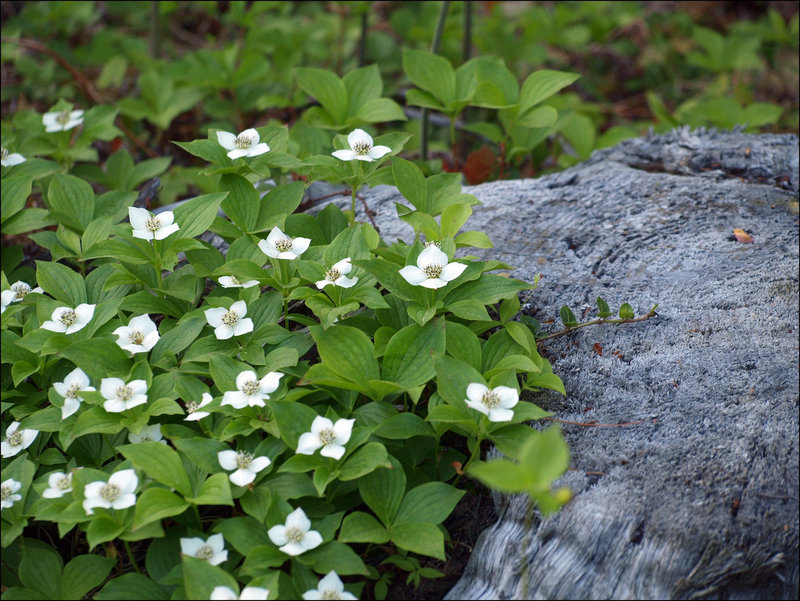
[733,228,753,243]
[593,342,603,356]
[463,144,496,185]
[451,461,464,475]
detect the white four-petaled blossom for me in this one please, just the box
[464,383,519,422]
[258,227,310,260]
[216,128,270,159]
[42,471,74,499]
[113,314,160,354]
[1,422,38,458]
[185,392,214,421]
[41,304,95,334]
[315,257,358,289]
[53,367,95,420]
[210,586,270,601]
[128,423,166,444]
[222,370,283,409]
[100,378,148,413]
[204,300,254,340]
[218,275,259,289]
[1,281,43,314]
[217,449,271,487]
[332,129,391,162]
[43,109,84,132]
[267,507,323,556]
[1,147,26,168]
[302,571,357,600]
[180,533,228,565]
[296,416,354,461]
[82,468,138,515]
[129,206,180,241]
[399,245,467,289]
[1,479,22,510]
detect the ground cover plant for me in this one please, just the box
[1,2,797,599]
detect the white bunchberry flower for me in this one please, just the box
[180,533,228,566]
[1,281,43,313]
[41,304,95,334]
[82,468,138,515]
[1,479,22,510]
[399,245,467,289]
[1,421,38,458]
[129,206,180,241]
[113,314,160,354]
[43,109,84,132]
[218,275,259,289]
[185,392,214,421]
[53,367,95,420]
[296,416,354,461]
[332,129,391,162]
[210,586,270,600]
[217,449,271,487]
[42,471,74,499]
[267,507,323,556]
[1,147,26,168]
[221,370,283,409]
[216,128,270,160]
[302,571,357,600]
[315,257,358,290]
[258,226,311,260]
[100,378,148,413]
[204,300,254,340]
[128,423,166,444]
[464,383,519,422]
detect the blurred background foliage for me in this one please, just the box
[1,0,797,202]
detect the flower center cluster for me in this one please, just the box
[100,483,121,502]
[321,590,343,600]
[221,310,239,327]
[56,475,72,490]
[423,264,443,279]
[352,141,371,155]
[285,526,305,543]
[241,380,260,396]
[116,386,133,402]
[7,431,23,447]
[318,428,336,445]
[1,483,12,501]
[1,147,7,161]
[482,390,501,409]
[186,401,198,413]
[128,330,144,345]
[324,268,340,282]
[274,237,293,252]
[11,282,31,300]
[59,309,78,327]
[145,216,161,232]
[235,134,253,149]
[65,383,82,399]
[235,452,254,470]
[195,544,215,560]
[423,240,441,248]
[56,110,72,125]
[229,275,241,285]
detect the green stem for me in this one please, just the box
[123,539,142,574]
[152,240,162,291]
[420,1,450,163]
[454,435,482,486]
[536,306,658,344]
[283,297,290,332]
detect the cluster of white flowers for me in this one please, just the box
[129,207,180,241]
[464,383,519,422]
[41,303,96,334]
[205,301,254,340]
[1,478,23,510]
[267,506,322,556]
[181,532,228,565]
[258,227,310,261]
[316,258,358,290]
[53,367,95,419]
[222,370,283,409]
[100,378,148,413]
[1,146,26,168]
[399,246,466,289]
[43,109,84,132]
[303,571,357,600]
[1,281,41,313]
[217,449,271,487]
[113,314,160,354]
[83,469,138,515]
[217,128,269,160]
[1,422,38,458]
[185,392,214,421]
[296,416,354,461]
[210,586,269,600]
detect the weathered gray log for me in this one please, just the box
[350,127,799,600]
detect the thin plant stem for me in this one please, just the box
[463,0,472,62]
[358,11,368,66]
[536,306,658,344]
[152,240,162,291]
[454,435,482,486]
[421,1,451,162]
[123,539,142,574]
[150,1,160,59]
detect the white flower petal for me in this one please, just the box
[267,524,288,546]
[180,537,204,556]
[210,586,238,601]
[227,148,249,160]
[440,261,467,282]
[259,372,283,394]
[128,207,150,230]
[221,391,249,409]
[465,399,490,416]
[231,318,254,336]
[239,587,270,600]
[347,128,372,149]
[249,456,271,473]
[399,265,428,286]
[419,277,447,289]
[291,237,311,256]
[285,507,311,532]
[417,245,448,268]
[296,432,322,455]
[495,386,519,408]
[487,407,515,422]
[368,145,392,160]
[299,529,323,551]
[332,149,357,161]
[217,131,237,150]
[218,450,239,470]
[248,143,270,157]
[154,223,180,240]
[466,383,488,403]
[319,444,346,460]
[204,307,226,328]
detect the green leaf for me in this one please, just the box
[295,67,348,125]
[338,442,390,481]
[389,523,445,560]
[183,555,238,601]
[47,173,95,232]
[311,325,380,384]
[132,488,189,529]
[358,455,406,527]
[299,541,369,576]
[119,442,192,497]
[596,296,612,318]
[338,511,389,544]
[61,339,131,379]
[381,319,445,389]
[402,48,455,106]
[219,173,259,233]
[1,176,32,223]
[171,193,226,240]
[444,320,482,371]
[87,516,127,550]
[18,546,63,599]
[1,208,57,235]
[95,574,171,600]
[619,303,635,320]
[373,413,434,439]
[59,554,116,601]
[188,473,234,506]
[35,260,87,306]
[444,274,530,306]
[519,70,580,114]
[560,305,578,327]
[391,157,427,212]
[520,426,570,485]
[394,482,465,526]
[434,354,485,407]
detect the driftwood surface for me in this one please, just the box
[344,128,799,600]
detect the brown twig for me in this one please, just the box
[2,36,159,159]
[536,306,658,344]
[544,417,656,428]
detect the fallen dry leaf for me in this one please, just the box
[733,228,753,243]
